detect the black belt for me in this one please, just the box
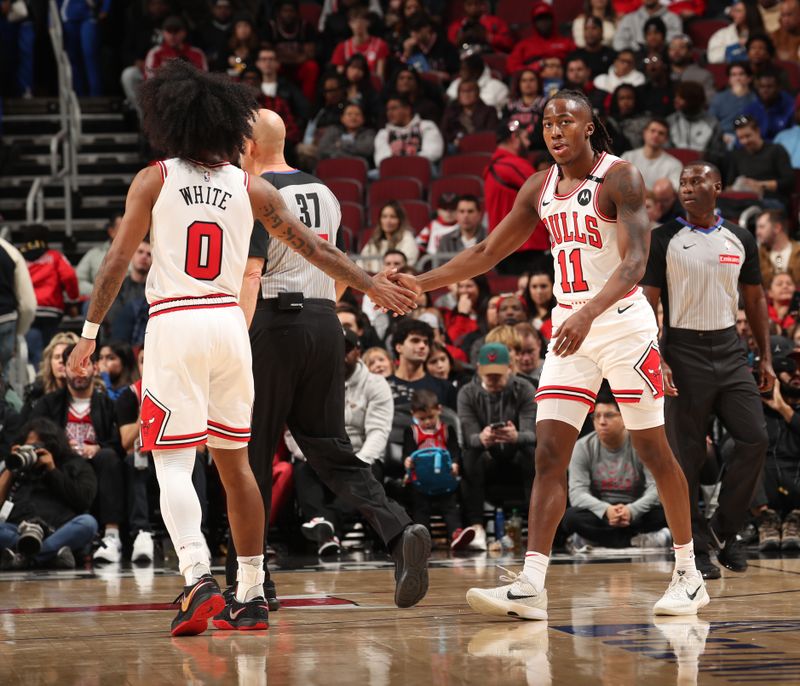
[256,297,334,312]
[666,326,737,343]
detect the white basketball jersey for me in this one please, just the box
[147,158,254,303]
[537,152,638,305]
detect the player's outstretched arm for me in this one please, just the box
[395,172,546,295]
[248,176,417,315]
[68,166,158,376]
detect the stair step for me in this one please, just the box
[0,195,125,211]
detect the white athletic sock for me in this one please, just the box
[152,448,209,585]
[673,539,698,576]
[236,555,265,603]
[522,551,549,592]
[104,528,120,540]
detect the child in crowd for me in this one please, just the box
[416,192,459,255]
[403,390,473,550]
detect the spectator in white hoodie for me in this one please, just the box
[446,52,509,113]
[374,94,444,167]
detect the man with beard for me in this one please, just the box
[642,162,773,579]
[31,344,125,563]
[751,336,800,551]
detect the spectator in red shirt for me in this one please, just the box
[18,224,79,369]
[447,0,514,54]
[484,119,549,276]
[144,16,208,79]
[506,4,576,75]
[331,6,390,81]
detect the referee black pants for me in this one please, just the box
[225,300,411,584]
[664,328,768,554]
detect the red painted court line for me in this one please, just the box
[0,596,355,615]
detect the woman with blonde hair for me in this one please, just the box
[359,201,419,273]
[21,331,80,416]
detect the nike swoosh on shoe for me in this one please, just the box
[181,581,210,613]
[506,590,538,601]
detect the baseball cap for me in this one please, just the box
[343,327,360,351]
[531,3,553,20]
[437,192,458,210]
[163,16,186,32]
[477,343,510,374]
[771,335,797,375]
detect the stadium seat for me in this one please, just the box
[458,131,497,154]
[316,157,368,187]
[299,2,322,28]
[706,63,728,91]
[430,175,483,209]
[368,177,424,213]
[687,19,728,50]
[667,148,702,165]
[340,201,364,239]
[327,178,363,205]
[777,60,800,90]
[497,0,534,30]
[379,155,432,187]
[552,0,584,32]
[399,199,433,233]
[442,153,491,178]
[483,53,509,79]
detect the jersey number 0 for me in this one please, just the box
[185,221,223,280]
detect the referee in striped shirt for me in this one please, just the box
[641,162,773,579]
[225,110,430,609]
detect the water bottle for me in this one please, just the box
[494,508,505,541]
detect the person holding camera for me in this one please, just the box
[29,343,125,563]
[0,417,97,569]
[642,162,773,579]
[457,342,537,551]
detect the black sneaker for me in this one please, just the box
[0,548,27,571]
[717,538,748,573]
[391,524,431,608]
[695,552,721,580]
[170,574,225,637]
[265,578,280,612]
[213,590,269,631]
[53,546,76,569]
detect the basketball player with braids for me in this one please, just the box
[67,61,417,636]
[392,90,710,619]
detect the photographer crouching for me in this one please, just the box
[0,418,97,569]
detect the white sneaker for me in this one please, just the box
[93,533,122,563]
[653,570,710,616]
[466,567,548,620]
[301,517,335,543]
[631,527,673,548]
[131,531,154,563]
[468,526,487,551]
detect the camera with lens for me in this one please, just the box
[6,443,45,471]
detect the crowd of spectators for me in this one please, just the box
[2,0,800,566]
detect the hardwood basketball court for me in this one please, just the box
[2,550,799,685]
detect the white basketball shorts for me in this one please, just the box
[535,297,665,431]
[139,297,253,451]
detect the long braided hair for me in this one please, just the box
[549,89,614,155]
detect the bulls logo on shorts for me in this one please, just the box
[634,342,664,400]
[577,189,592,206]
[139,391,171,451]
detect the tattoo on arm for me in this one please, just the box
[86,255,131,323]
[613,168,650,283]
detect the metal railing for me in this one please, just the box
[25,0,82,233]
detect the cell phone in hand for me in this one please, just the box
[490,422,506,430]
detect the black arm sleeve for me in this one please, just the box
[640,223,672,289]
[734,223,763,285]
[249,220,270,259]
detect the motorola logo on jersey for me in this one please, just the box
[545,211,603,248]
[577,189,592,206]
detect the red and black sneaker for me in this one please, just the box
[213,590,269,631]
[170,574,225,637]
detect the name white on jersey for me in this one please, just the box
[537,152,633,304]
[148,158,254,303]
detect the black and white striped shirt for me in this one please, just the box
[249,170,343,300]
[642,216,762,332]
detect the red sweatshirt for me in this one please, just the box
[26,249,79,318]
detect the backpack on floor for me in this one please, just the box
[408,447,458,496]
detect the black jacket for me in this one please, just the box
[8,452,97,528]
[30,388,124,457]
